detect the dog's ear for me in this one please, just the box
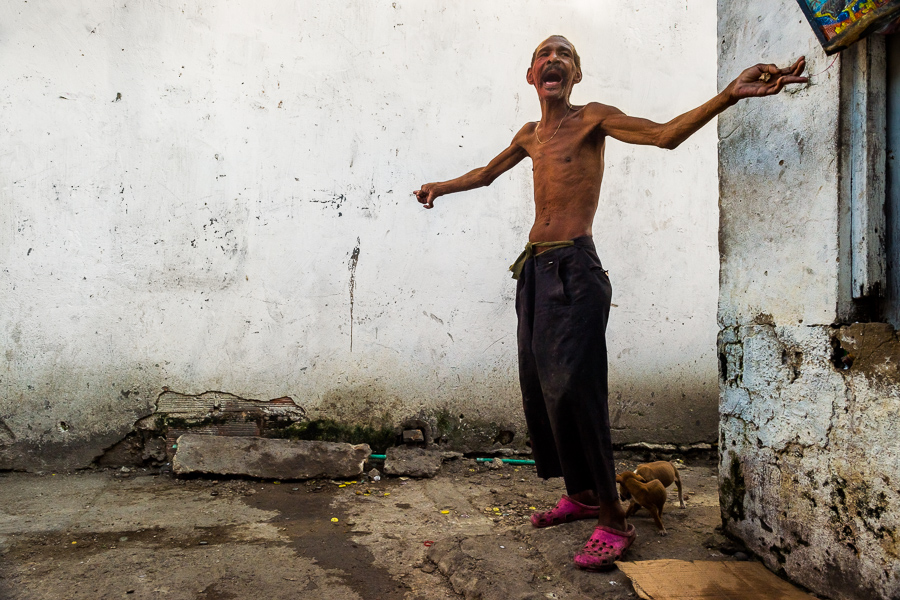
[615,474,623,483]
[635,474,647,483]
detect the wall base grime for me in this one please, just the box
[86,391,536,468]
[719,323,900,600]
[78,388,720,471]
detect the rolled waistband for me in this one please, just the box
[509,236,594,280]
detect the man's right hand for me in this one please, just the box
[414,183,440,209]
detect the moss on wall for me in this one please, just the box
[267,420,398,453]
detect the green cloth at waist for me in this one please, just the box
[508,240,575,280]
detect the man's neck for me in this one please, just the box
[538,97,572,125]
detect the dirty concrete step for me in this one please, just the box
[383,446,444,478]
[173,434,370,479]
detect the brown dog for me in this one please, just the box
[616,471,668,535]
[619,461,685,509]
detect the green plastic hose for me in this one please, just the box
[476,458,535,465]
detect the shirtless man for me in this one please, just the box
[414,35,807,570]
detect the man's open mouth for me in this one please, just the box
[541,71,564,90]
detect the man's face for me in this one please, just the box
[526,36,582,102]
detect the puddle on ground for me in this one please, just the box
[242,483,408,600]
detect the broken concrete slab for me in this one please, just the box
[173,434,370,479]
[136,391,308,461]
[625,442,679,452]
[383,446,443,478]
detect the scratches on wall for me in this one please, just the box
[610,391,637,431]
[349,237,361,352]
[0,418,15,443]
[423,311,443,325]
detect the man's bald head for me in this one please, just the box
[531,35,581,70]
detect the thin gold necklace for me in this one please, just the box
[535,104,571,144]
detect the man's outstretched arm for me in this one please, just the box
[598,57,808,150]
[414,129,530,209]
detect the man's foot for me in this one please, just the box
[530,495,601,528]
[573,524,636,571]
[568,489,600,505]
[595,499,628,533]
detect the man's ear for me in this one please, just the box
[526,67,536,86]
[574,69,583,84]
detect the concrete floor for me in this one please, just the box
[0,455,747,600]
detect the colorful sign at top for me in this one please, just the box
[796,0,900,54]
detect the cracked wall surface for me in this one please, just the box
[1,0,722,471]
[718,2,900,599]
[718,324,900,600]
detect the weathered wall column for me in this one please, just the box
[718,3,900,600]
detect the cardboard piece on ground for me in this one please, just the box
[617,560,816,600]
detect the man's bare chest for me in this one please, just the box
[528,144,605,181]
[524,125,604,168]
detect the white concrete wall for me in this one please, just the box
[0,0,720,469]
[717,4,841,327]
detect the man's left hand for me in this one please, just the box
[726,57,808,103]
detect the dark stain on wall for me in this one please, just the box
[720,455,747,522]
[348,238,361,352]
[833,323,900,385]
[822,556,881,600]
[781,347,803,382]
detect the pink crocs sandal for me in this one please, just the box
[530,495,601,528]
[573,524,636,571]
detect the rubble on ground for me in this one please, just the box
[383,446,444,478]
